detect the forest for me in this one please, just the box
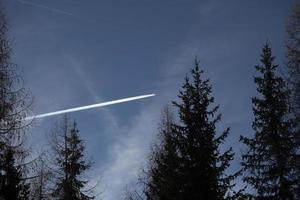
[0,1,300,200]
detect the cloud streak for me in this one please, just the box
[17,0,73,16]
[25,94,156,120]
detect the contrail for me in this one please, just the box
[17,0,73,16]
[25,94,155,120]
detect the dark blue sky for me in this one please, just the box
[3,0,295,199]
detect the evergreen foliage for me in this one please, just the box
[142,59,242,200]
[240,43,299,199]
[51,117,94,200]
[0,146,30,200]
[171,59,240,200]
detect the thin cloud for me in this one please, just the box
[17,0,73,16]
[66,55,120,133]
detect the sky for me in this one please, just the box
[2,0,296,199]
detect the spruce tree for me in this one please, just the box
[171,59,240,200]
[240,43,299,199]
[133,60,242,200]
[51,117,94,200]
[0,146,30,200]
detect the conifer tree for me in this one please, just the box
[171,59,240,200]
[51,117,94,200]
[240,43,299,199]
[0,146,30,200]
[132,60,242,200]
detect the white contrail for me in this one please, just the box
[25,94,155,120]
[17,0,73,16]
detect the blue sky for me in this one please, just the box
[3,0,295,199]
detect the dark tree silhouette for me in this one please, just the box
[240,43,299,199]
[0,4,32,200]
[0,3,31,140]
[0,146,30,200]
[128,60,243,200]
[143,106,182,200]
[51,117,94,200]
[170,59,241,200]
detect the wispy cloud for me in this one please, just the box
[17,0,73,16]
[98,104,159,200]
[64,56,161,200]
[66,55,119,131]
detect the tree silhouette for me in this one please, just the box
[140,59,243,200]
[51,117,94,200]
[171,59,241,200]
[240,43,299,199]
[0,146,30,200]
[0,4,32,199]
[143,106,181,200]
